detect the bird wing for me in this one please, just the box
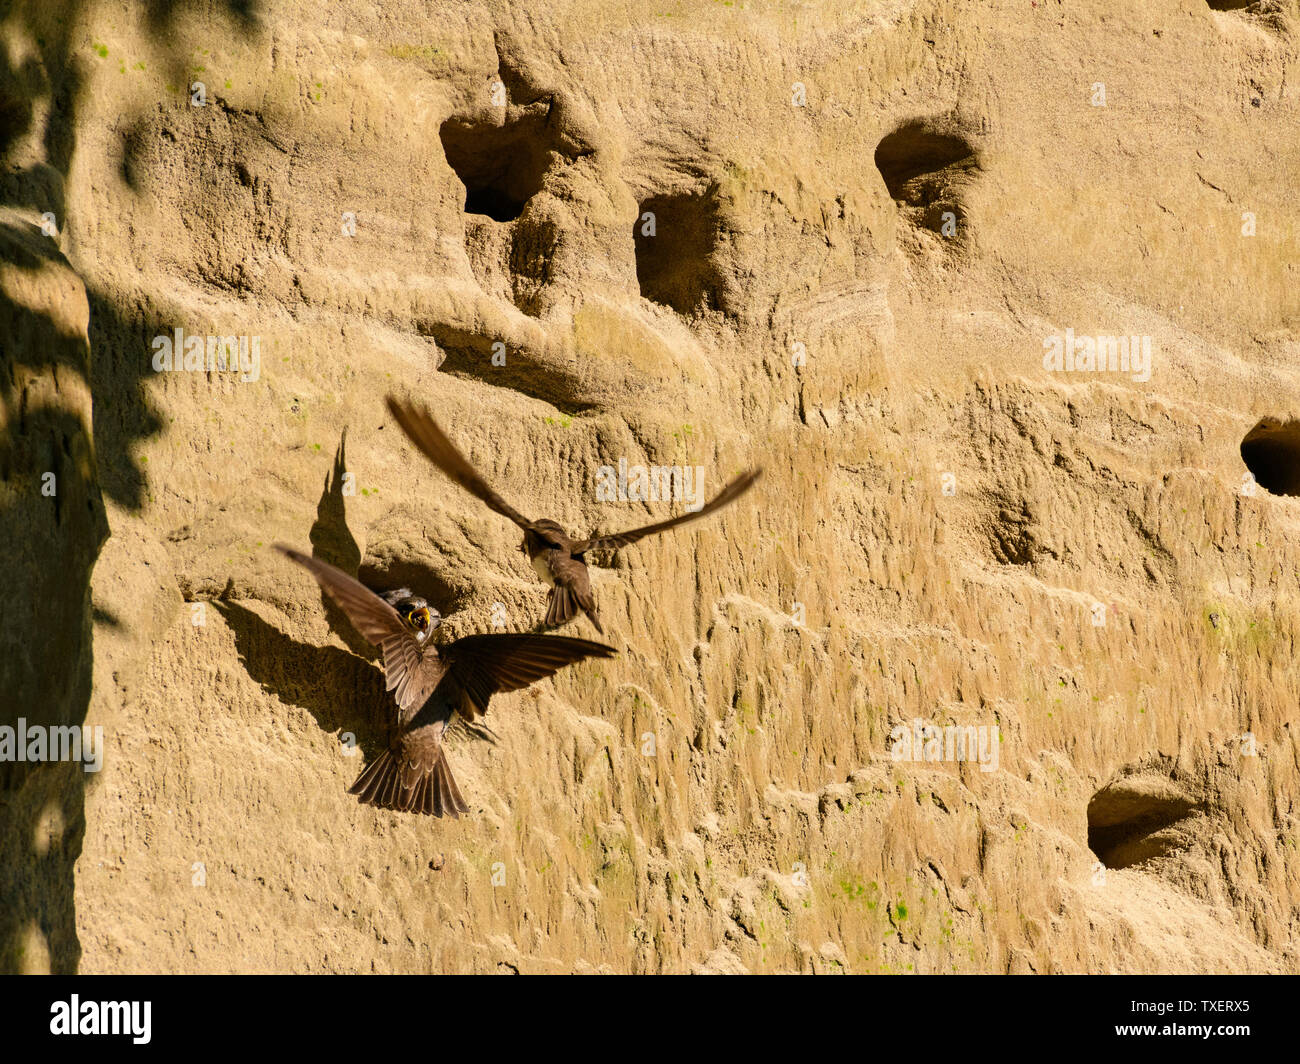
[275,545,445,714]
[443,633,616,719]
[348,718,469,817]
[570,468,762,553]
[386,396,533,530]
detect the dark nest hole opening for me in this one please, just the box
[1087,781,1196,870]
[439,114,553,222]
[1241,419,1300,497]
[1206,1,1254,10]
[358,555,466,618]
[874,121,979,234]
[633,189,728,316]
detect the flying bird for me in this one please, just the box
[275,545,616,817]
[386,396,762,634]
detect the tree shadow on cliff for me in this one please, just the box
[82,288,169,510]
[0,0,263,975]
[0,221,107,974]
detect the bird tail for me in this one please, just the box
[545,585,603,634]
[349,746,468,817]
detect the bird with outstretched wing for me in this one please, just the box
[386,396,762,634]
[275,546,616,816]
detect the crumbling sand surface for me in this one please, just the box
[2,0,1299,974]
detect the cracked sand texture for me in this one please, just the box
[2,0,1299,973]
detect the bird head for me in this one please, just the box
[398,597,441,642]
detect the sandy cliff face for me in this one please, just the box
[1,0,1298,973]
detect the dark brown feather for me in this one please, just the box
[347,723,468,817]
[542,557,602,632]
[386,397,533,530]
[445,633,615,718]
[275,545,447,716]
[545,586,575,628]
[571,468,763,553]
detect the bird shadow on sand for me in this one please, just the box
[215,599,389,768]
[307,429,372,659]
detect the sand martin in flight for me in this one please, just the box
[385,397,761,634]
[276,546,616,816]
